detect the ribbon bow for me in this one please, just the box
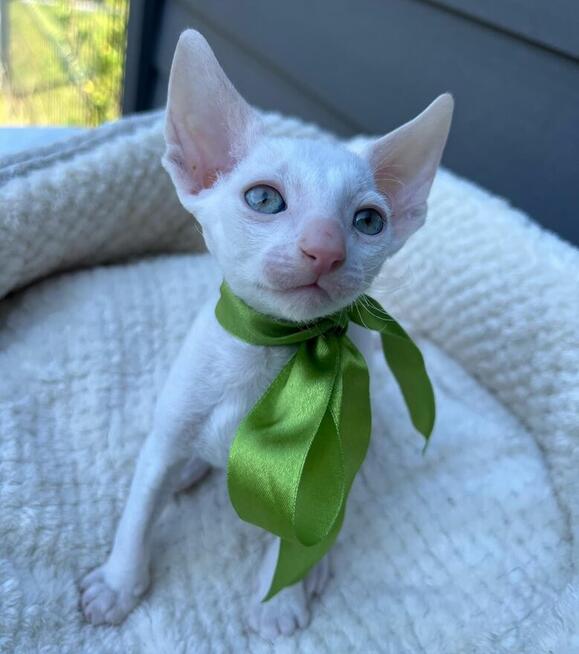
[215,282,435,600]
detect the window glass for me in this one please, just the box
[0,0,130,126]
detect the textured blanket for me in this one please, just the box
[1,111,578,654]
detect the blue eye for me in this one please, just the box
[244,185,286,214]
[353,208,384,235]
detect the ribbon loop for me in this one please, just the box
[227,336,339,543]
[215,283,435,600]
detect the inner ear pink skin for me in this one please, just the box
[299,219,346,277]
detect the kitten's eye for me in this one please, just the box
[244,185,286,214]
[353,208,384,235]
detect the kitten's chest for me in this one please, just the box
[190,310,380,468]
[196,339,295,467]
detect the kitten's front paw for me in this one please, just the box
[248,553,332,639]
[304,554,332,597]
[248,582,310,639]
[80,564,149,625]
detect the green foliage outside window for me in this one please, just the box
[0,0,130,126]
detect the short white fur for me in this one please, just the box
[80,29,453,638]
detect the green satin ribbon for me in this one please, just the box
[215,282,435,600]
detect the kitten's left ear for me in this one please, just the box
[366,94,454,245]
[162,30,262,210]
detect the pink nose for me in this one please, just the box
[299,219,346,276]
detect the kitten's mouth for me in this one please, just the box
[286,282,330,298]
[259,277,356,320]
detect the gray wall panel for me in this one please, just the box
[156,1,355,134]
[419,0,579,59]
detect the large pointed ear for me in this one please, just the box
[162,30,261,209]
[365,94,453,245]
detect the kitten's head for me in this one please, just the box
[163,30,453,322]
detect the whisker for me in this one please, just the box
[357,292,399,325]
[359,295,388,324]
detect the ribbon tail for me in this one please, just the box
[380,331,435,440]
[350,296,436,440]
[264,507,345,602]
[263,393,346,600]
[264,337,370,601]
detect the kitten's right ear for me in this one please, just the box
[362,94,453,247]
[162,30,261,208]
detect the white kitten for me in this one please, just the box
[80,30,453,639]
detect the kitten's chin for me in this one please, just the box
[258,285,357,323]
[226,278,361,322]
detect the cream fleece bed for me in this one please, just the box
[0,111,577,654]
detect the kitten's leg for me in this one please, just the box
[248,536,332,639]
[80,434,188,625]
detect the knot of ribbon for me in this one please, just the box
[215,282,435,600]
